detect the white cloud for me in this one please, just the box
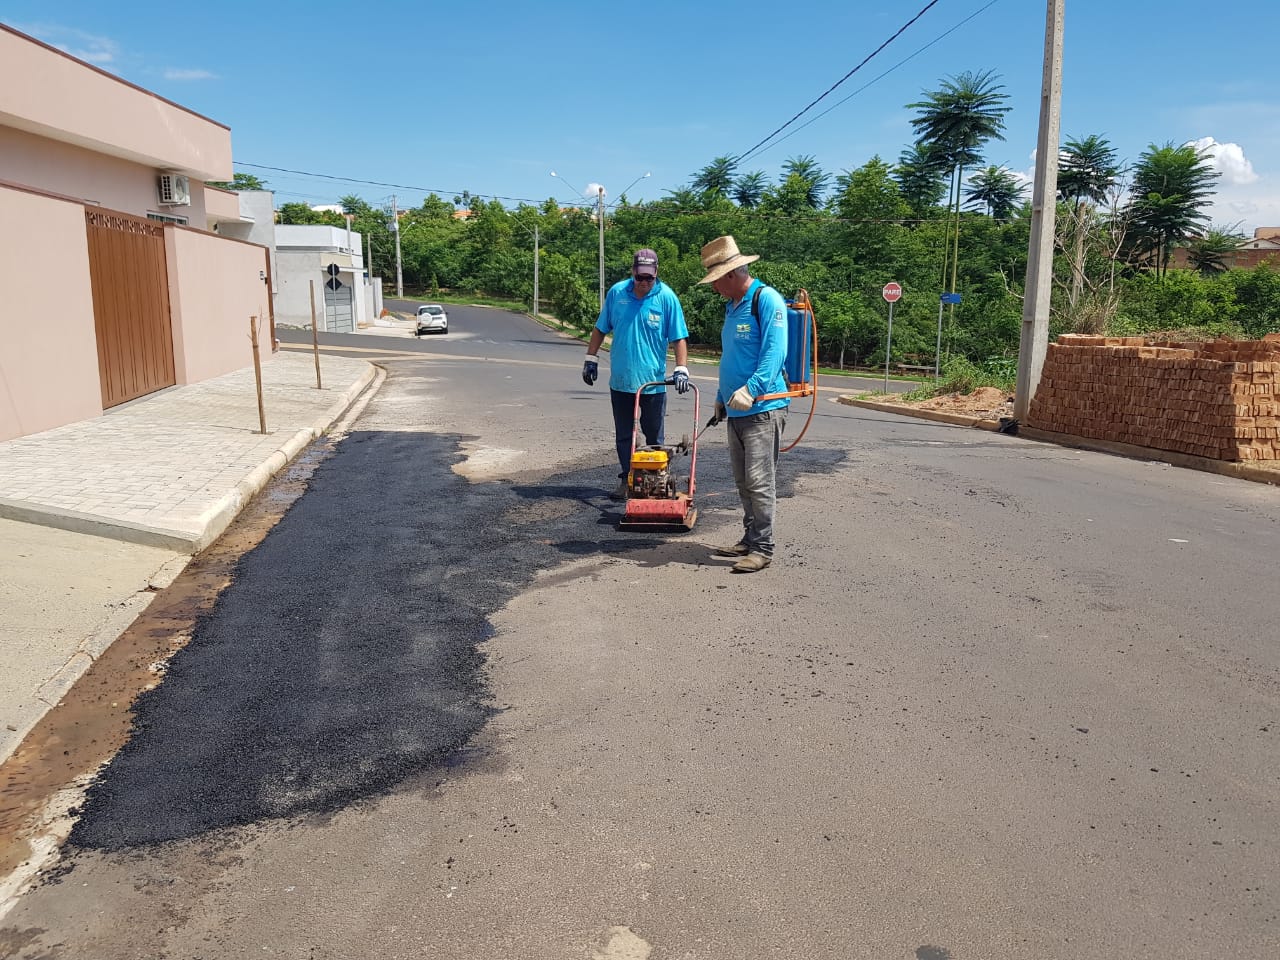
[163,68,216,81]
[1186,136,1258,185]
[15,23,118,67]
[1182,137,1280,234]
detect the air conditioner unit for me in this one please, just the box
[157,173,191,206]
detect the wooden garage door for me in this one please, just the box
[85,208,176,408]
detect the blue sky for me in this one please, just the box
[6,1,1280,234]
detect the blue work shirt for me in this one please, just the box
[595,278,689,394]
[718,279,789,417]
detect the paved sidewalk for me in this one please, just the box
[0,351,377,552]
[0,350,378,765]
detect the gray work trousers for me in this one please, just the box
[726,409,787,558]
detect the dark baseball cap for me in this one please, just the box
[632,249,658,274]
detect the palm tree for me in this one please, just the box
[907,70,1011,296]
[781,154,829,208]
[1185,227,1245,274]
[662,187,703,211]
[733,171,768,208]
[1125,142,1220,276]
[1057,135,1120,307]
[964,166,1027,219]
[893,143,948,214]
[692,156,738,199]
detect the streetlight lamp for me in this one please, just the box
[552,170,650,308]
[614,171,651,205]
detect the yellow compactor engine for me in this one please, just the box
[628,448,678,500]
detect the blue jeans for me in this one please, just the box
[727,409,787,557]
[610,389,666,478]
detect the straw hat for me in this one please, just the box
[696,235,760,284]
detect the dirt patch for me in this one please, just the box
[862,386,1014,421]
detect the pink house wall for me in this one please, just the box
[166,228,274,384]
[0,126,209,225]
[0,187,103,441]
[0,25,231,182]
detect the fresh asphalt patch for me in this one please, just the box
[68,429,844,850]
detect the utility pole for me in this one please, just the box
[533,223,540,319]
[391,194,403,298]
[596,186,606,309]
[1014,0,1064,423]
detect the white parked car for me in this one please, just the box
[415,303,448,335]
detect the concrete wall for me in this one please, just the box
[275,250,326,328]
[276,224,362,258]
[0,186,102,441]
[215,190,278,288]
[274,251,368,330]
[204,185,241,227]
[0,25,231,181]
[0,126,208,226]
[166,228,273,384]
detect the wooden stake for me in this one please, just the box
[250,315,267,435]
[309,279,323,389]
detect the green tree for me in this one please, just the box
[833,157,911,285]
[1124,141,1220,277]
[1057,134,1121,311]
[1185,227,1244,274]
[539,252,597,331]
[276,202,344,226]
[893,143,948,215]
[908,70,1011,297]
[964,166,1026,219]
[760,174,816,217]
[733,171,768,209]
[206,171,267,191]
[781,155,829,208]
[1222,265,1280,338]
[692,156,738,199]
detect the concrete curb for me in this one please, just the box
[0,500,198,551]
[839,397,1004,431]
[1019,426,1280,485]
[189,362,380,552]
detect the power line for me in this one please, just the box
[234,161,549,206]
[740,0,1001,164]
[733,0,943,165]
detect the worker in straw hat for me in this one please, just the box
[697,235,789,574]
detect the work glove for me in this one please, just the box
[582,355,599,386]
[728,386,754,411]
[713,400,727,423]
[672,366,690,394]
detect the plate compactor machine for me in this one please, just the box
[618,378,708,532]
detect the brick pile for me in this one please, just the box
[1027,333,1280,461]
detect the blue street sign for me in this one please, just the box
[940,292,962,304]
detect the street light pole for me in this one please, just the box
[510,215,541,319]
[551,171,609,309]
[596,186,605,309]
[391,194,403,298]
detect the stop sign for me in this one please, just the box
[882,281,902,303]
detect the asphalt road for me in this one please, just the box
[2,306,1278,959]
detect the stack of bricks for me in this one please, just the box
[1027,333,1280,461]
